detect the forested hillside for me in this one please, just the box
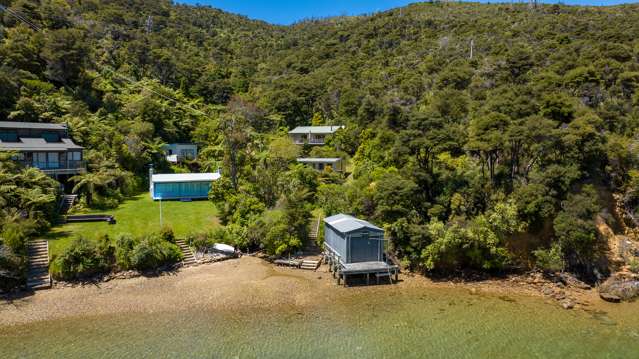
[2,0,639,283]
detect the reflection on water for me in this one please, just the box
[2,287,639,358]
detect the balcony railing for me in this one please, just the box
[292,138,326,145]
[19,160,86,174]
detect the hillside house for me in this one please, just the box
[296,157,343,172]
[0,121,85,178]
[288,125,344,145]
[163,143,197,163]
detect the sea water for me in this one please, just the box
[1,287,638,358]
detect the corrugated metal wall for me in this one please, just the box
[153,181,211,199]
[325,225,385,263]
[325,225,347,260]
[349,230,384,263]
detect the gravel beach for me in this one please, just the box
[0,256,604,327]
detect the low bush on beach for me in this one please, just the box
[129,235,182,271]
[159,226,176,244]
[51,230,183,280]
[50,237,111,280]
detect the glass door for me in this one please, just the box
[47,152,59,168]
[32,152,47,169]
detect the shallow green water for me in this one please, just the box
[2,288,639,358]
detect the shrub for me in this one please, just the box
[187,231,214,251]
[0,245,26,292]
[114,234,137,270]
[129,235,182,271]
[51,237,109,280]
[0,219,38,255]
[533,243,565,272]
[264,222,302,256]
[628,257,639,274]
[159,226,176,244]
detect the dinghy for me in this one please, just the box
[212,243,235,255]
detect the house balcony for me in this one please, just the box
[20,160,87,175]
[292,138,326,145]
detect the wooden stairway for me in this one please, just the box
[59,194,77,215]
[303,215,322,254]
[27,240,51,290]
[300,259,321,271]
[176,240,197,267]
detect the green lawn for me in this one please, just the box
[47,193,219,256]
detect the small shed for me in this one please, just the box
[150,172,220,200]
[163,143,197,163]
[324,214,385,263]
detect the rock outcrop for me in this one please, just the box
[598,272,639,302]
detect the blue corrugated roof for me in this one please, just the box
[324,214,383,234]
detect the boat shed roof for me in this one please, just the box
[0,121,68,130]
[151,172,221,183]
[288,126,344,134]
[324,214,383,234]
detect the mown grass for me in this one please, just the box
[47,193,219,256]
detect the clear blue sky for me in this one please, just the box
[176,1,636,25]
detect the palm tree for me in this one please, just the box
[144,137,168,164]
[70,172,109,207]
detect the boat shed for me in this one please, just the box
[323,214,399,286]
[150,172,220,200]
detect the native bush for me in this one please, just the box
[159,226,176,244]
[533,243,565,272]
[114,234,137,270]
[129,235,182,271]
[51,237,110,280]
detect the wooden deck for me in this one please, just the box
[342,261,397,274]
[324,249,399,286]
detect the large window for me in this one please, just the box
[180,149,195,159]
[0,131,18,142]
[32,152,46,168]
[69,151,82,161]
[42,132,60,142]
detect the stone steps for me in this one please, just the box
[27,240,51,290]
[176,240,197,267]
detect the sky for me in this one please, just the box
[176,1,636,25]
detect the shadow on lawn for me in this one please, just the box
[43,229,74,242]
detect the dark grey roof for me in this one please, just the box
[0,121,67,130]
[288,126,344,134]
[0,138,82,151]
[324,214,383,234]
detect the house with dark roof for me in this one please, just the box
[0,121,85,177]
